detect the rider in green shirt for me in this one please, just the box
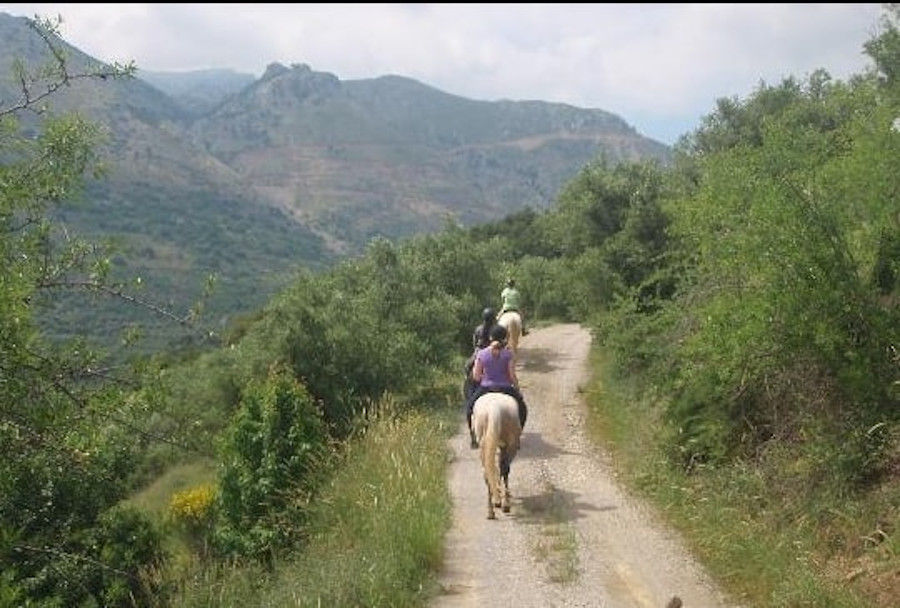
[500,278,528,335]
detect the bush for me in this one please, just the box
[214,367,330,559]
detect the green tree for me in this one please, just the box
[0,16,171,606]
[657,34,898,474]
[216,367,328,559]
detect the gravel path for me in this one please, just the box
[431,324,740,608]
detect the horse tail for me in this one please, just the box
[480,405,502,502]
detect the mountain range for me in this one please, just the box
[0,13,670,350]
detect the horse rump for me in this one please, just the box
[472,392,522,519]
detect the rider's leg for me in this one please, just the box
[466,386,486,448]
[496,386,527,429]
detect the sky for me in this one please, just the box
[0,3,886,145]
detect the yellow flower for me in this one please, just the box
[169,483,216,525]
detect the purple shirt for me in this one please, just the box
[476,346,513,387]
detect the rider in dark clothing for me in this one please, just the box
[472,307,496,350]
[464,307,496,398]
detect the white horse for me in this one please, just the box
[496,310,522,356]
[472,392,522,519]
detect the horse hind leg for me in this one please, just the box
[500,451,512,513]
[482,443,499,518]
[486,450,503,508]
[484,474,496,519]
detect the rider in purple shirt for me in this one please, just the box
[465,324,528,448]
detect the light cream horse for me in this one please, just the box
[472,392,522,519]
[496,310,522,355]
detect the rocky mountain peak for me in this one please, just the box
[255,62,340,102]
[261,62,290,81]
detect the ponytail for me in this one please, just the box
[487,324,508,352]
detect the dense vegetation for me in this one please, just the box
[2,7,897,607]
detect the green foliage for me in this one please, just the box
[468,207,558,258]
[90,505,167,606]
[513,255,575,320]
[540,158,634,256]
[214,367,329,559]
[172,397,455,608]
[0,16,182,606]
[659,65,899,468]
[542,10,900,604]
[585,351,897,608]
[0,504,165,608]
[864,4,900,90]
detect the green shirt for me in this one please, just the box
[501,287,521,311]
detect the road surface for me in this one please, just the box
[431,323,739,608]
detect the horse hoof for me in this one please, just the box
[487,512,496,520]
[502,505,511,513]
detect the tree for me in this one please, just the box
[0,16,173,606]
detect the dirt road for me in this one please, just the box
[431,324,738,608]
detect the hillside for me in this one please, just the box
[0,12,669,350]
[191,62,671,247]
[0,14,332,350]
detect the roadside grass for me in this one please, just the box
[124,459,218,575]
[126,460,218,517]
[584,347,899,608]
[172,391,458,607]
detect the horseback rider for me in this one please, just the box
[465,324,528,448]
[464,307,496,400]
[500,278,528,336]
[473,306,497,351]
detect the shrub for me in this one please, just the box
[214,367,330,559]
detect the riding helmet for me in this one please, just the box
[482,307,495,322]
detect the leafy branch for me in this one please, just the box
[0,15,135,118]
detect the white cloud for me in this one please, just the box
[0,3,885,144]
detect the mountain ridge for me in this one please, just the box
[0,11,669,349]
[186,60,669,245]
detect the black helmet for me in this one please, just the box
[489,324,508,342]
[482,307,495,322]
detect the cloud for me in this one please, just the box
[0,3,885,144]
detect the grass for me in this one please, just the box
[171,392,458,607]
[126,460,218,517]
[123,459,219,584]
[583,346,900,608]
